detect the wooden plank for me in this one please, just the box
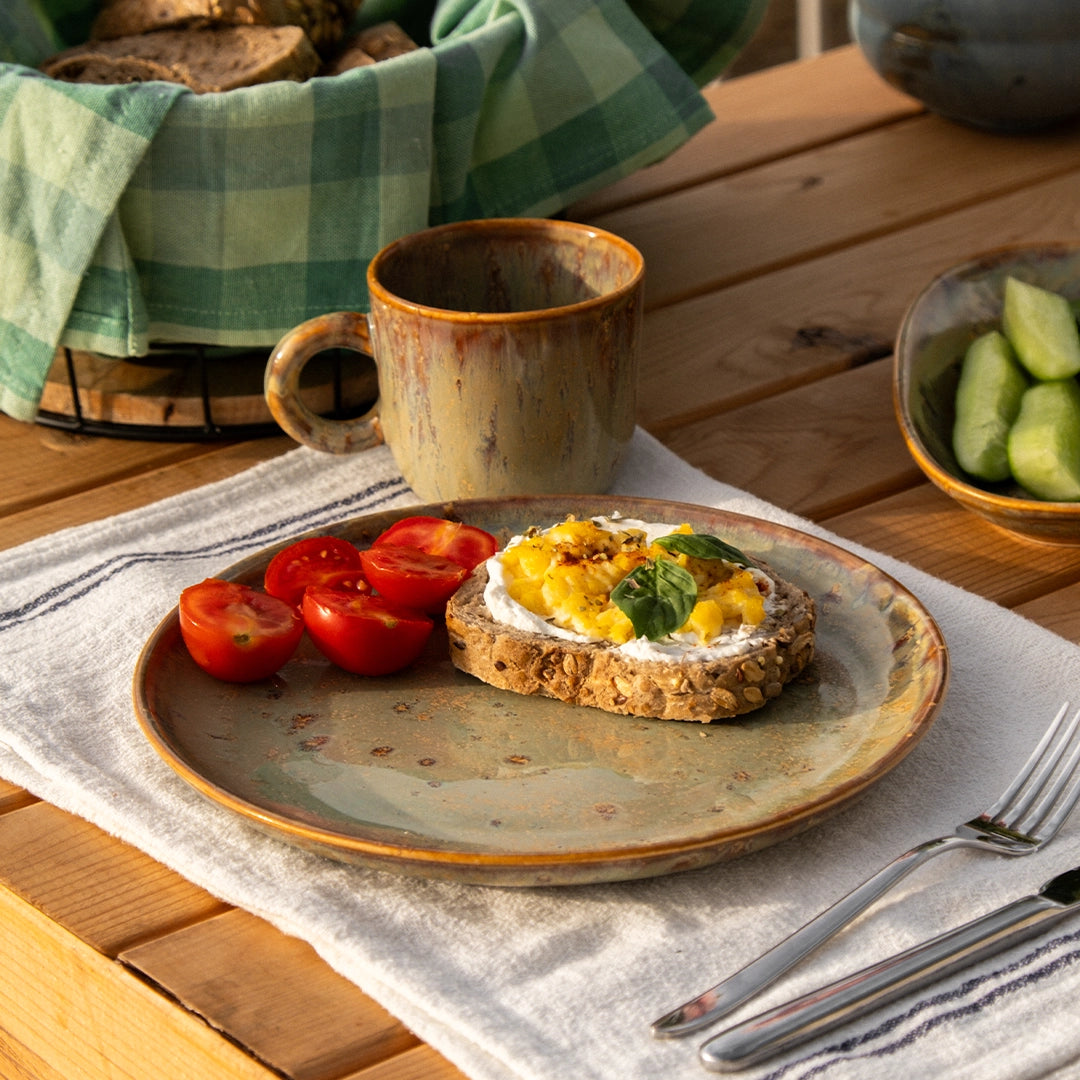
[0,437,294,552]
[0,1026,68,1080]
[0,780,36,814]
[352,1045,467,1080]
[0,884,278,1080]
[122,909,420,1080]
[821,484,1080,608]
[570,46,921,216]
[1013,582,1080,644]
[636,168,1080,432]
[0,416,229,520]
[659,357,924,519]
[590,115,1080,310]
[0,802,228,956]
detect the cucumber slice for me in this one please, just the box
[951,330,1027,481]
[1002,276,1080,380]
[1007,379,1080,501]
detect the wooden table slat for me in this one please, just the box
[1013,581,1080,644]
[661,356,923,519]
[0,780,36,815]
[636,167,1080,432]
[0,436,297,553]
[349,1044,469,1080]
[822,483,1080,608]
[0,423,231,521]
[0,884,279,1080]
[594,114,1080,310]
[0,801,229,956]
[121,909,424,1080]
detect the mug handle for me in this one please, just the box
[264,310,384,454]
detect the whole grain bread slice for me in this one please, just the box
[40,52,190,87]
[91,0,361,53]
[445,565,817,722]
[42,24,320,92]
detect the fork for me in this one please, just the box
[652,701,1080,1039]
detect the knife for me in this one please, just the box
[697,865,1080,1073]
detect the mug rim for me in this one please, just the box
[365,217,644,321]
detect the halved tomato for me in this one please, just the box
[359,544,468,613]
[264,535,365,607]
[302,586,433,676]
[179,578,303,683]
[373,516,497,571]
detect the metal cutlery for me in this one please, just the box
[698,862,1080,1071]
[654,701,1080,1039]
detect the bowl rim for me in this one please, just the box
[893,241,1080,520]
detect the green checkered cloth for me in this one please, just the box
[0,0,766,422]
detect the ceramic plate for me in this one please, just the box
[133,495,949,886]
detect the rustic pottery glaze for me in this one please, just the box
[265,219,643,501]
[134,495,948,887]
[895,243,1080,545]
[850,0,1080,130]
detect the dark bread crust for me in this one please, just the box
[89,0,363,54]
[41,25,320,91]
[445,563,816,722]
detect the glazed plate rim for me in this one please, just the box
[133,495,949,885]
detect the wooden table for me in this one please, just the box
[3,44,1080,1080]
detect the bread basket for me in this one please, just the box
[0,0,766,433]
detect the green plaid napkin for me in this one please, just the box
[0,0,766,422]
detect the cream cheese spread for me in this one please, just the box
[482,516,786,662]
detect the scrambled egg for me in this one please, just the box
[498,518,766,646]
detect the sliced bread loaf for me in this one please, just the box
[40,52,189,87]
[91,0,361,53]
[42,24,320,92]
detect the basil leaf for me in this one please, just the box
[611,558,697,641]
[654,532,755,568]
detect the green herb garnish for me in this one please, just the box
[610,558,697,641]
[610,531,756,640]
[653,532,756,567]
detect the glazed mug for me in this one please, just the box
[264,218,644,501]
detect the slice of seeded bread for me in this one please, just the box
[90,0,221,40]
[39,53,189,86]
[41,25,320,92]
[90,0,362,53]
[445,564,816,723]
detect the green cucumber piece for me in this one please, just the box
[1007,379,1080,501]
[951,329,1027,481]
[1002,276,1080,380]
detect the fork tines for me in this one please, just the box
[984,702,1080,839]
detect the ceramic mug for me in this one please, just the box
[264,218,644,501]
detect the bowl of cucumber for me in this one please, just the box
[895,243,1080,545]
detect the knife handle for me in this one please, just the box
[698,894,1065,1073]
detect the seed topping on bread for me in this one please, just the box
[445,516,817,722]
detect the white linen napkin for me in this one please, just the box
[3,427,1080,1080]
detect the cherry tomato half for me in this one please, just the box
[302,586,433,676]
[373,516,497,571]
[264,535,365,607]
[179,578,303,683]
[359,544,468,613]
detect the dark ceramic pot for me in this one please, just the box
[849,0,1080,131]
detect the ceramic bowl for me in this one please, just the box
[894,243,1080,546]
[849,0,1080,131]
